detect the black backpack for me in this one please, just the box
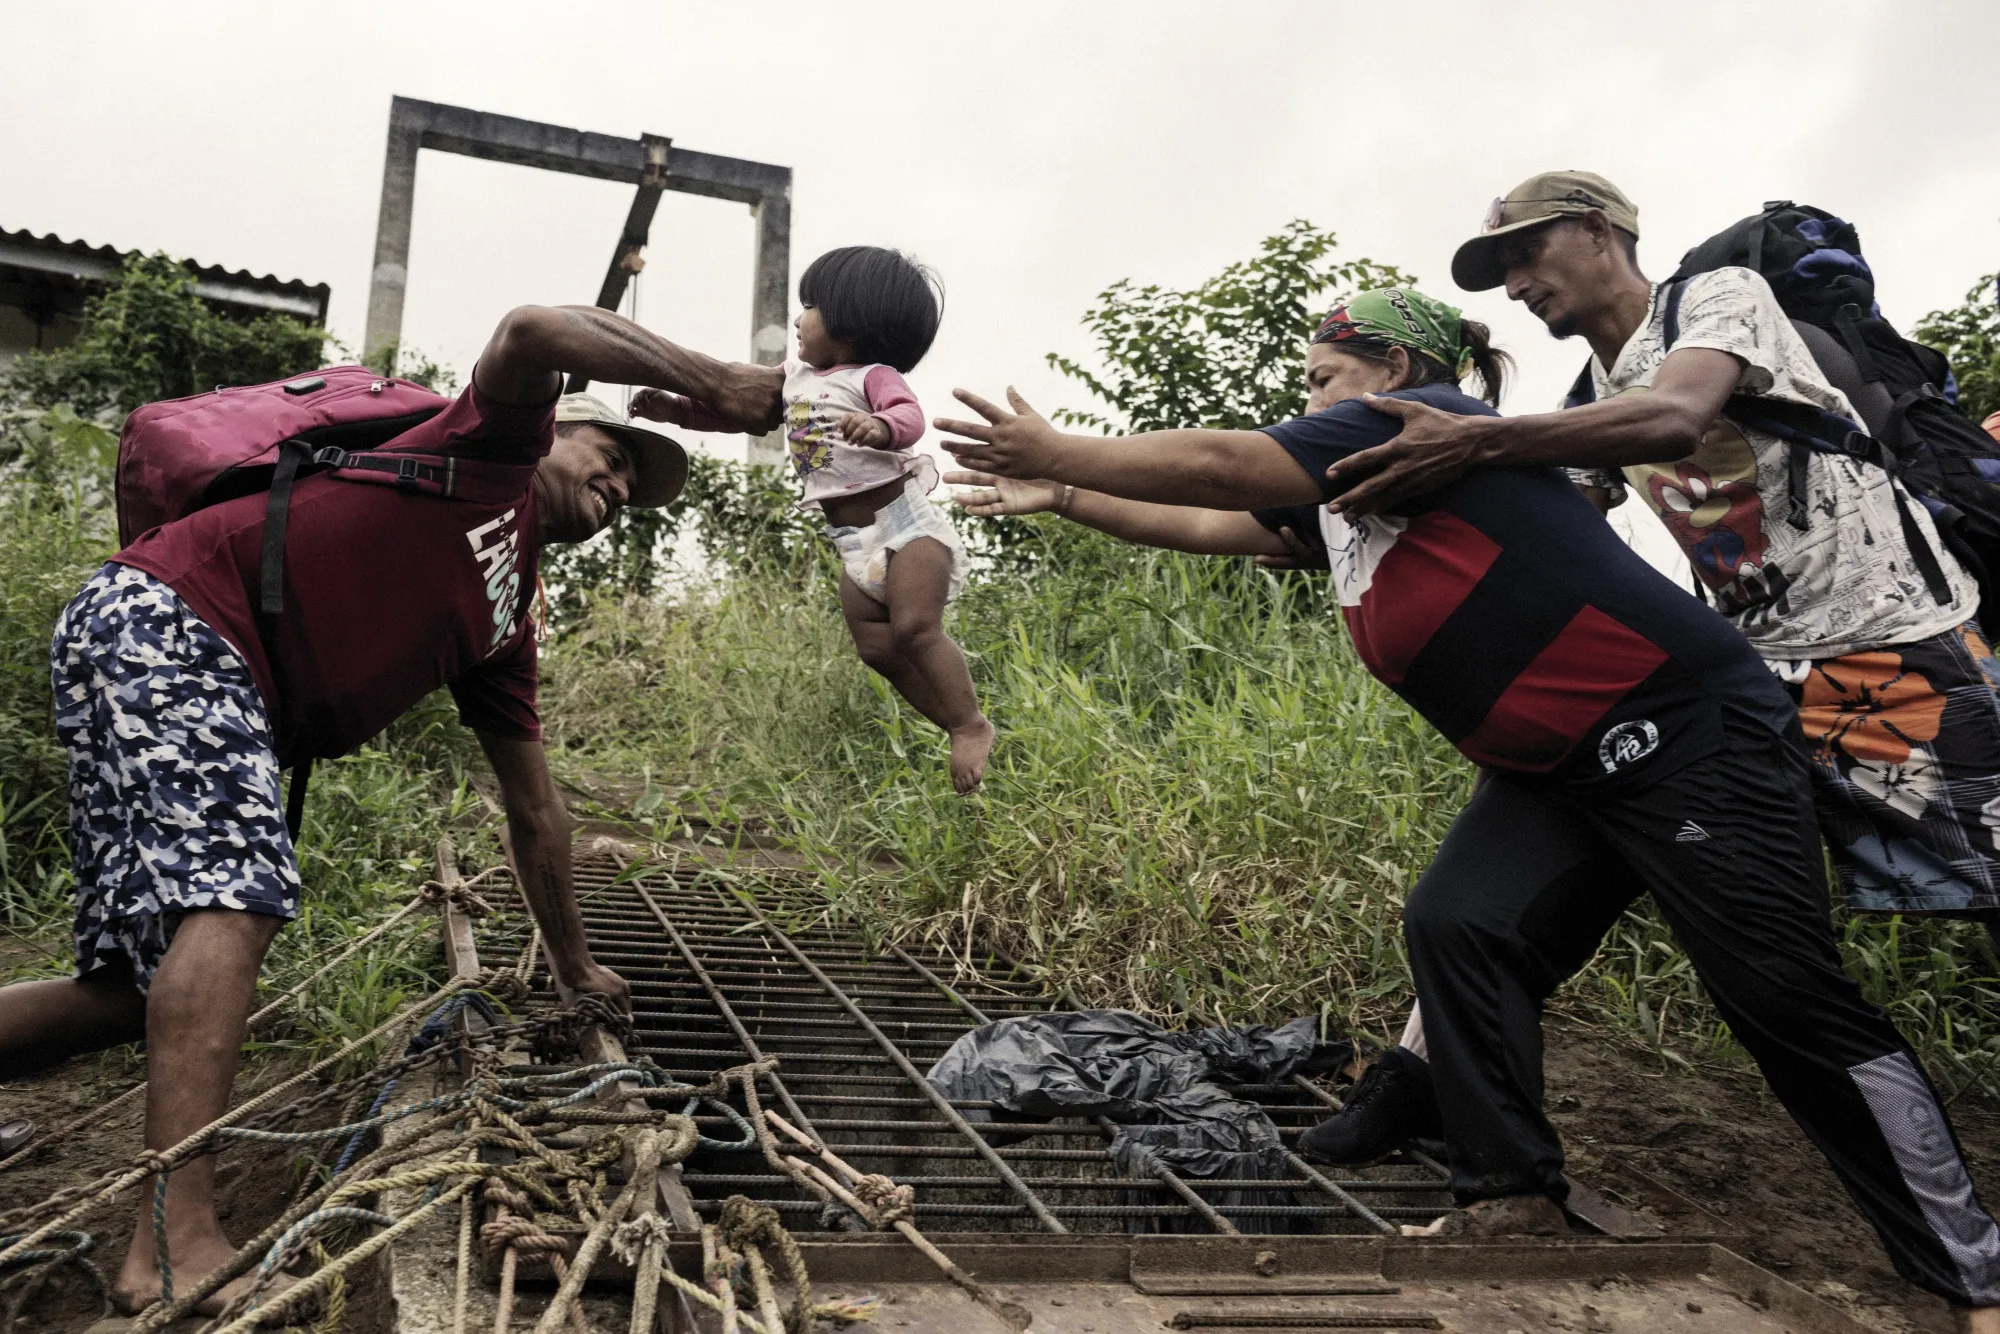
[1564,201,2000,619]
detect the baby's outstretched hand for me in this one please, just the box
[628,388,688,425]
[944,471,1063,517]
[838,412,893,449]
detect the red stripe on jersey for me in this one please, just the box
[1456,605,1669,771]
[1341,513,1503,684]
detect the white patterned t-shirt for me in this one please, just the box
[1568,267,1971,661]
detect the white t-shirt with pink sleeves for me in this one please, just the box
[781,359,930,507]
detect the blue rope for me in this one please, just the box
[332,993,499,1174]
[151,1172,172,1306]
[0,1230,95,1270]
[255,1207,395,1280]
[686,1096,757,1151]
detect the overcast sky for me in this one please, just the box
[7,0,1997,508]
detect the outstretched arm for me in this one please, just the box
[946,470,1287,556]
[475,730,630,1013]
[936,389,1321,511]
[474,305,784,435]
[1321,346,1741,517]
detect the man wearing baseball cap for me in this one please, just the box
[0,302,780,1314]
[1302,172,2000,1323]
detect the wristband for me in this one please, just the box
[1058,484,1075,516]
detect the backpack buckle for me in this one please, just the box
[395,456,421,490]
[310,446,349,469]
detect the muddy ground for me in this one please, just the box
[1543,1013,1995,1334]
[0,1040,397,1334]
[2,1012,1992,1333]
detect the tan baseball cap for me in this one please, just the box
[555,392,688,508]
[1451,171,1640,292]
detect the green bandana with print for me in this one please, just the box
[1312,288,1471,379]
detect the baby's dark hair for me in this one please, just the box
[798,246,943,373]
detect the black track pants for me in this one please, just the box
[1404,713,2000,1305]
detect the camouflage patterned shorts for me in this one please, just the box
[50,563,300,992]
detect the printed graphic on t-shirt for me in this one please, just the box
[786,396,834,476]
[465,508,525,657]
[779,360,923,507]
[1615,387,1770,595]
[1586,266,1972,660]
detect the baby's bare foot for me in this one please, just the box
[950,718,996,794]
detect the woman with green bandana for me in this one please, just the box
[951,288,1504,568]
[939,287,2000,1313]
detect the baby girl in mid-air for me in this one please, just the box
[630,245,993,793]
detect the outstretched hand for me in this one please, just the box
[1253,525,1327,571]
[943,470,1065,517]
[936,389,1067,480]
[1323,394,1489,517]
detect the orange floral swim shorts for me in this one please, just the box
[1793,619,2000,914]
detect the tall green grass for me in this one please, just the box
[6,430,1997,1093]
[545,520,2000,1096]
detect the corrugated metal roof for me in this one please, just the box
[0,226,330,323]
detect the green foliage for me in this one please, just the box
[542,455,827,628]
[0,253,326,427]
[1915,274,2000,424]
[1046,219,1413,433]
[0,255,470,1062]
[0,410,118,925]
[546,542,1464,1036]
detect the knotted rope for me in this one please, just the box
[851,1174,916,1227]
[0,1230,107,1334]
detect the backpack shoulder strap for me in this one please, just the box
[1561,362,1597,410]
[1562,280,1685,410]
[1662,279,1687,350]
[258,442,309,616]
[256,440,536,617]
[1833,303,1886,384]
[284,756,311,841]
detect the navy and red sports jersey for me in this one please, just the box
[1254,382,1791,791]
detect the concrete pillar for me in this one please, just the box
[746,189,791,469]
[363,103,425,374]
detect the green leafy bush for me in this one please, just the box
[1916,274,2000,424]
[1047,219,1412,433]
[1,253,325,428]
[0,409,117,925]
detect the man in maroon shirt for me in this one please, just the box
[0,303,781,1313]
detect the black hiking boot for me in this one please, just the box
[1298,1046,1441,1165]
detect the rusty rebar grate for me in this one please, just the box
[533,855,1455,1235]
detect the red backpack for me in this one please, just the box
[116,366,542,837]
[116,365,537,615]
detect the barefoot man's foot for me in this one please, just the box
[113,1222,300,1316]
[950,717,996,794]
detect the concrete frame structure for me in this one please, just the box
[364,96,792,465]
